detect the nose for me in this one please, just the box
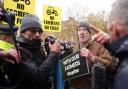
[35,32,40,39]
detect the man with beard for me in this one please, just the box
[5,14,62,89]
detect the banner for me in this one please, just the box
[60,51,90,80]
[4,0,36,26]
[42,5,61,32]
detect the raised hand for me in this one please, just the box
[91,25,110,44]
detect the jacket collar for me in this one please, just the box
[16,35,41,50]
[110,35,128,61]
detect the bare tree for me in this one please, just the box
[65,2,89,21]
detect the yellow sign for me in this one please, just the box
[4,0,36,26]
[42,5,61,32]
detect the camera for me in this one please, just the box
[45,35,66,47]
[1,11,15,25]
[44,35,71,50]
[45,35,57,45]
[44,36,73,58]
[0,5,15,25]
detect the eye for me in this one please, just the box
[78,29,81,31]
[29,30,36,34]
[38,30,43,34]
[29,28,43,34]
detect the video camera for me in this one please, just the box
[44,36,73,58]
[0,5,15,25]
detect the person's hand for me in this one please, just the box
[3,49,21,64]
[91,25,111,44]
[80,47,95,62]
[49,39,62,53]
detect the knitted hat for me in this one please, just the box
[77,21,91,33]
[20,14,42,33]
[0,25,18,35]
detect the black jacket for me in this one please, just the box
[16,36,59,89]
[109,35,128,65]
[103,35,128,89]
[109,35,128,89]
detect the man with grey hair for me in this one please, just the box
[92,0,128,89]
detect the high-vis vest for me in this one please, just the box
[0,40,14,51]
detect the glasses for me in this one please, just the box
[28,28,43,34]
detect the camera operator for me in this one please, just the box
[12,14,61,89]
[0,4,62,88]
[0,3,22,89]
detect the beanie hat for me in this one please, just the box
[77,21,91,33]
[0,25,18,35]
[20,14,42,33]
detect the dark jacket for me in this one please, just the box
[109,35,128,89]
[16,36,59,89]
[109,35,128,65]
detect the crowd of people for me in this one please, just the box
[0,0,128,89]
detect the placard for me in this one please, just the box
[60,51,90,80]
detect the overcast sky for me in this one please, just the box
[36,0,116,21]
